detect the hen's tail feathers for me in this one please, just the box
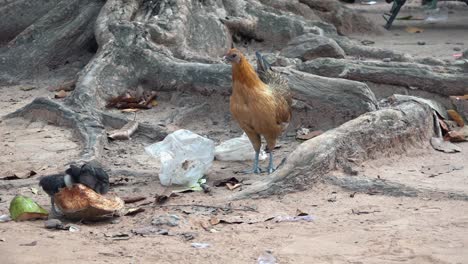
[255,51,271,74]
[255,51,292,107]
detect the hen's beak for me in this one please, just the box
[222,55,230,64]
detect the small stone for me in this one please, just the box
[44,219,63,229]
[180,232,197,241]
[382,58,391,62]
[191,242,210,249]
[151,214,180,227]
[417,41,426,46]
[111,218,121,224]
[453,47,461,51]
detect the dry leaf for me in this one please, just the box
[1,170,37,180]
[214,177,240,187]
[122,196,146,204]
[447,109,464,127]
[431,137,461,153]
[121,108,140,113]
[405,26,423,33]
[30,187,38,195]
[421,164,464,177]
[125,207,145,216]
[296,130,323,140]
[54,90,68,99]
[438,119,449,133]
[226,183,241,190]
[151,100,158,106]
[449,95,468,100]
[444,130,466,142]
[209,216,220,226]
[20,86,36,91]
[107,120,139,140]
[296,209,309,216]
[200,221,211,231]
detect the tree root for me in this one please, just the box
[298,58,468,96]
[324,175,468,201]
[4,97,167,162]
[231,101,433,200]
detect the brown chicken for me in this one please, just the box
[224,48,292,174]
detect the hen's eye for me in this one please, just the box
[231,54,237,58]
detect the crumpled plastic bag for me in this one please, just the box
[215,133,267,161]
[145,129,214,187]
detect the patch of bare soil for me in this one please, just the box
[346,0,468,60]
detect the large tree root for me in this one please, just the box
[324,175,468,201]
[4,97,167,162]
[232,101,433,200]
[298,58,468,96]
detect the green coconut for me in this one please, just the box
[9,195,49,221]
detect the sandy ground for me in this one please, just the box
[347,0,468,60]
[1,2,468,264]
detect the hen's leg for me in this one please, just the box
[239,130,262,174]
[267,152,275,174]
[240,151,261,174]
[50,197,60,217]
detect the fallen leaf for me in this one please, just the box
[351,209,381,215]
[421,164,464,177]
[431,137,461,153]
[54,90,68,99]
[449,94,468,100]
[226,182,242,190]
[405,26,423,33]
[30,187,38,195]
[447,109,464,127]
[105,232,131,240]
[0,238,5,242]
[107,121,139,140]
[438,119,449,133]
[200,221,211,231]
[444,130,466,142]
[296,209,309,216]
[361,40,375,46]
[20,86,36,91]
[122,196,146,204]
[125,207,145,216]
[20,241,37,246]
[214,177,240,187]
[1,170,37,180]
[121,108,140,113]
[209,217,220,226]
[49,80,76,92]
[296,130,323,140]
[150,100,158,106]
[155,192,178,205]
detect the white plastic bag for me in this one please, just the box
[145,129,215,186]
[215,133,267,161]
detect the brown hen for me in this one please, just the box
[224,48,292,174]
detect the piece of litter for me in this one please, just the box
[273,215,314,223]
[0,214,11,223]
[68,225,80,232]
[191,242,210,249]
[405,27,424,34]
